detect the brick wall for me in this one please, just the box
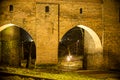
[35,3,58,64]
[59,2,102,40]
[0,0,120,70]
[103,0,120,70]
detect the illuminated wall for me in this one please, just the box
[0,0,120,70]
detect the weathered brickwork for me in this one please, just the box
[103,0,120,70]
[59,2,103,40]
[0,0,120,70]
[36,3,58,64]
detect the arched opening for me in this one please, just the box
[58,25,103,70]
[58,27,84,70]
[0,24,36,68]
[20,27,36,68]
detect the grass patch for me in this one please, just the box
[0,66,106,80]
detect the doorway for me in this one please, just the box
[58,27,84,70]
[58,25,103,70]
[0,24,36,68]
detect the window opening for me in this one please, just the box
[119,8,120,22]
[9,5,13,12]
[45,6,49,13]
[80,8,82,14]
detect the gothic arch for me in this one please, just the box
[58,25,103,70]
[0,23,36,68]
[0,24,35,41]
[77,25,103,53]
[77,25,103,69]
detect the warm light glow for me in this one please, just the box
[66,55,72,62]
[0,23,15,32]
[30,39,33,42]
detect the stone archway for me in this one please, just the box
[77,25,103,70]
[58,25,103,70]
[58,26,84,70]
[0,23,36,68]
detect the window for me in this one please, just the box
[45,6,49,13]
[80,8,82,14]
[9,5,13,12]
[119,8,120,22]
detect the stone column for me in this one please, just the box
[1,26,21,67]
[84,30,103,70]
[0,32,1,63]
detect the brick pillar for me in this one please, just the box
[0,33,1,63]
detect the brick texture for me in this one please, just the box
[0,0,120,70]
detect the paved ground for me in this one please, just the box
[76,70,120,80]
[0,66,120,80]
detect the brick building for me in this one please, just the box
[0,0,120,70]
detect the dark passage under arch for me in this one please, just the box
[58,25,103,70]
[58,27,85,70]
[0,24,36,68]
[20,27,36,68]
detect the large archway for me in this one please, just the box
[0,24,36,68]
[58,25,103,70]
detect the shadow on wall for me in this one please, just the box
[115,0,120,3]
[108,51,120,71]
[0,0,4,3]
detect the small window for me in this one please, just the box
[9,5,13,12]
[119,8,120,22]
[80,8,82,14]
[45,6,49,13]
